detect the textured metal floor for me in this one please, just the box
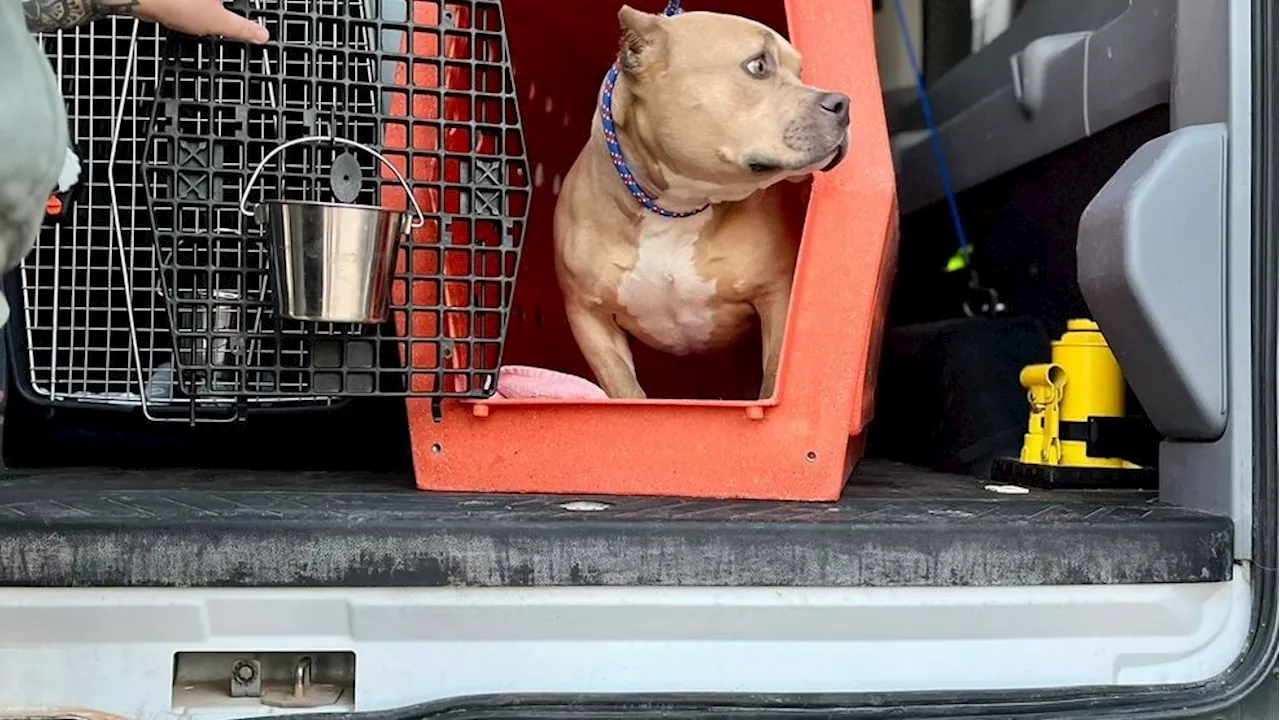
[0,460,1231,588]
[0,459,1146,498]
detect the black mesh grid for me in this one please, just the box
[15,21,340,421]
[142,0,529,399]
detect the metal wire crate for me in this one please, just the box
[143,0,530,401]
[11,19,338,420]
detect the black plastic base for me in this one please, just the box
[990,456,1159,490]
[0,461,1227,588]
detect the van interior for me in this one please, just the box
[0,0,1256,605]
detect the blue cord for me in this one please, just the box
[891,0,970,258]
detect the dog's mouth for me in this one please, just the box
[746,138,848,177]
[820,140,848,172]
[747,159,783,175]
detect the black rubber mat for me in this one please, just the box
[0,461,1232,588]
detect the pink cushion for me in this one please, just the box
[495,365,607,400]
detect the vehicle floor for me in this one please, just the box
[0,457,1146,498]
[0,458,1232,589]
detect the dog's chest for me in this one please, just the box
[615,214,721,356]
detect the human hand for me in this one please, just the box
[24,0,269,40]
[134,0,269,44]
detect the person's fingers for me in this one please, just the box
[204,6,270,44]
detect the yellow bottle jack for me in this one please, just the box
[991,319,1157,490]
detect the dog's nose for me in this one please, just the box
[819,92,851,127]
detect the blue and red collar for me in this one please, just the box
[598,1,709,219]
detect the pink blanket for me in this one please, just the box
[495,365,607,400]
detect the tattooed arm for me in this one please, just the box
[21,0,269,43]
[22,0,139,32]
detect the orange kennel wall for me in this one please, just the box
[405,0,898,501]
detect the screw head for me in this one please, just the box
[232,660,257,682]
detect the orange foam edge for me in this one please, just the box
[404,0,898,501]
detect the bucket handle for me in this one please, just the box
[238,135,427,231]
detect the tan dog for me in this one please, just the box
[554,6,851,399]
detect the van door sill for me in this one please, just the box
[0,459,1232,588]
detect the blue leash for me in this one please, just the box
[890,0,972,272]
[599,0,710,219]
[892,0,1003,315]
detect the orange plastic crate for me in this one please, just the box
[403,0,897,501]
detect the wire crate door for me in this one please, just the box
[142,0,530,400]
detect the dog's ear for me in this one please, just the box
[618,5,666,73]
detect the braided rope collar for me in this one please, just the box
[599,2,709,219]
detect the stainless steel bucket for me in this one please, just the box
[239,135,426,324]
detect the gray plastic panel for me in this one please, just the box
[1160,0,1253,558]
[895,0,1174,214]
[890,0,1131,132]
[1172,0,1229,128]
[1077,123,1228,440]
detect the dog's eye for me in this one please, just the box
[743,54,770,78]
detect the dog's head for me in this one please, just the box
[614,6,850,201]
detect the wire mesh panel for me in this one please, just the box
[143,0,530,399]
[15,20,336,418]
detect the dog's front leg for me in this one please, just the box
[565,303,646,399]
[753,286,791,399]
